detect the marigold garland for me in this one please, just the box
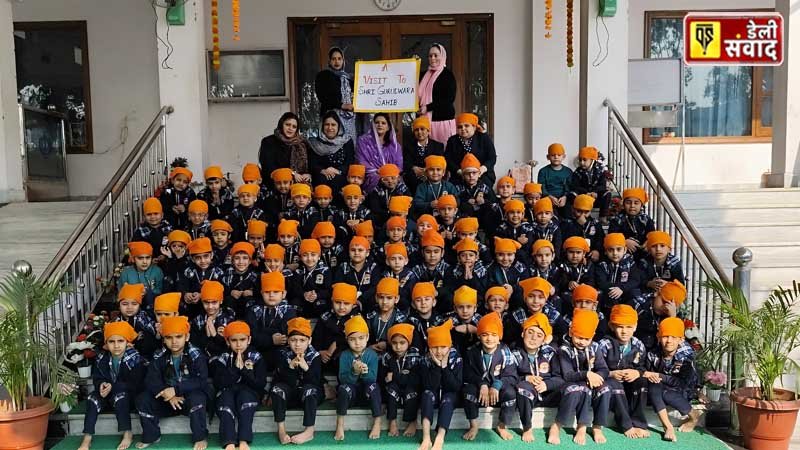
[544,0,553,39]
[211,0,220,70]
[232,0,240,41]
[566,0,574,67]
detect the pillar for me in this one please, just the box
[0,0,25,202]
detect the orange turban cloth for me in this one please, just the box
[349,236,370,250]
[425,155,447,170]
[524,183,542,195]
[534,197,553,214]
[311,221,336,239]
[416,214,438,229]
[168,230,191,246]
[485,286,510,302]
[437,194,457,210]
[578,146,599,160]
[200,280,224,302]
[388,195,413,213]
[547,143,565,156]
[104,321,137,343]
[188,200,208,214]
[456,113,483,131]
[496,176,515,189]
[572,284,599,303]
[170,167,193,181]
[412,282,436,300]
[523,312,553,338]
[271,168,293,182]
[210,219,233,233]
[563,236,590,252]
[277,219,299,237]
[519,277,552,298]
[264,244,285,260]
[572,194,595,211]
[154,292,181,313]
[385,242,408,258]
[161,315,190,336]
[421,229,445,248]
[453,238,479,254]
[118,283,145,304]
[386,216,407,231]
[237,184,259,197]
[290,183,312,198]
[344,315,369,336]
[388,323,414,343]
[660,280,687,306]
[623,187,648,204]
[477,312,504,338]
[604,233,626,249]
[461,153,481,171]
[376,277,400,297]
[241,163,261,182]
[610,304,638,326]
[342,184,362,198]
[287,317,312,337]
[532,239,554,255]
[355,220,374,238]
[188,237,212,255]
[314,184,333,199]
[503,199,525,213]
[453,285,478,306]
[128,241,153,258]
[261,271,286,292]
[223,321,251,338]
[427,320,454,347]
[454,217,479,234]
[332,283,358,304]
[658,317,685,338]
[204,165,224,180]
[378,164,401,178]
[347,164,366,178]
[412,116,431,130]
[299,239,321,255]
[570,309,600,339]
[646,231,672,249]
[493,237,522,254]
[143,197,163,214]
[247,220,267,238]
[230,242,255,258]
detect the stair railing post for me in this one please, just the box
[728,247,753,436]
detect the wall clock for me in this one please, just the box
[374,0,401,11]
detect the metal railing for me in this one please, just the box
[604,99,730,346]
[32,106,174,394]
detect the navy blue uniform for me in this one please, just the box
[289,262,332,318]
[366,182,410,228]
[410,261,452,314]
[321,243,346,271]
[189,307,236,358]
[531,221,563,260]
[646,341,698,416]
[408,311,445,353]
[597,336,648,431]
[366,308,408,348]
[130,221,173,256]
[513,345,564,430]
[333,261,381,312]
[283,206,320,239]
[116,313,158,360]
[184,220,211,240]
[311,309,360,372]
[485,261,530,311]
[244,301,297,370]
[176,264,225,318]
[270,346,323,427]
[221,267,260,318]
[159,186,196,230]
[381,347,422,423]
[197,187,235,221]
[556,341,611,428]
[568,163,611,217]
[592,254,643,315]
[227,205,267,244]
[608,213,656,259]
[419,348,463,431]
[83,348,145,435]
[445,313,481,356]
[561,217,606,256]
[212,347,267,446]
[463,343,518,425]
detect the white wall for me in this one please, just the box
[11,0,160,198]
[629,0,775,189]
[0,0,24,203]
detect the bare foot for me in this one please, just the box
[592,426,606,444]
[462,423,479,441]
[547,423,561,444]
[78,434,92,450]
[403,421,418,437]
[635,427,651,438]
[290,427,315,445]
[624,428,640,439]
[117,432,133,450]
[278,427,291,445]
[135,439,159,449]
[193,440,208,450]
[496,423,513,440]
[369,418,382,439]
[389,419,400,437]
[239,442,250,450]
[663,426,677,442]
[417,437,432,450]
[224,445,235,450]
[431,431,446,450]
[573,425,587,445]
[678,410,700,432]
[522,428,534,442]
[335,422,345,441]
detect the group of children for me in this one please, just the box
[78,144,701,450]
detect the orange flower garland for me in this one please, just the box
[544,0,553,39]
[566,0,574,67]
[211,0,220,70]
[232,0,240,41]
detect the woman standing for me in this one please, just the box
[309,110,355,192]
[258,112,312,184]
[315,47,357,143]
[417,43,457,145]
[445,113,497,187]
[402,116,444,194]
[356,113,402,193]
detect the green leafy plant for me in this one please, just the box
[0,270,76,412]
[701,279,800,401]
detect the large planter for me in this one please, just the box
[732,387,800,450]
[0,396,54,450]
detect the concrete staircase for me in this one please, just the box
[676,188,800,306]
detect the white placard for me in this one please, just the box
[353,58,421,113]
[628,58,683,106]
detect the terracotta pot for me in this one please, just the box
[732,387,800,450]
[0,396,54,450]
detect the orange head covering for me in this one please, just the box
[456,112,483,131]
[342,184,362,198]
[421,229,445,248]
[355,220,374,237]
[579,146,599,160]
[453,237,479,254]
[230,242,255,258]
[646,231,672,249]
[311,221,336,239]
[412,116,431,131]
[454,217,479,234]
[604,233,626,249]
[623,187,648,204]
[188,200,208,214]
[386,216,407,231]
[547,143,565,156]
[417,214,438,229]
[376,277,400,297]
[143,197,163,215]
[287,317,312,337]
[658,317,685,338]
[261,271,286,292]
[154,292,181,312]
[524,183,542,195]
[264,244,285,260]
[277,219,299,237]
[660,280,687,306]
[161,316,191,336]
[523,312,553,338]
[378,163,401,178]
[349,236,370,250]
[290,183,312,198]
[485,286,510,302]
[573,194,595,211]
[493,237,522,254]
[427,320,454,347]
[570,309,599,339]
[247,220,267,238]
[344,315,369,336]
[496,176,515,189]
[271,168,293,183]
[425,155,447,170]
[534,197,553,214]
[388,323,414,343]
[519,277,553,298]
[563,236,590,252]
[460,153,481,171]
[453,285,478,306]
[333,283,358,304]
[210,219,233,233]
[224,321,251,338]
[412,281,436,300]
[532,239,554,255]
[437,194,457,210]
[314,184,333,199]
[170,167,193,181]
[168,230,191,246]
[477,312,504,338]
[104,321,137,343]
[503,199,525,213]
[188,237,212,255]
[385,242,408,258]
[610,304,638,326]
[388,195,413,213]
[299,238,321,255]
[204,165,224,180]
[348,164,366,178]
[128,241,153,258]
[200,280,224,302]
[238,184,259,197]
[118,283,145,304]
[572,284,599,303]
[241,163,261,182]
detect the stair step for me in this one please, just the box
[709,244,800,268]
[683,206,800,226]
[675,188,800,207]
[694,224,800,245]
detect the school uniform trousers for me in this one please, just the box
[381,349,422,423]
[212,349,267,446]
[419,349,463,431]
[556,342,611,428]
[462,344,518,425]
[513,346,564,430]
[270,347,323,427]
[336,348,382,417]
[83,349,145,435]
[598,337,649,431]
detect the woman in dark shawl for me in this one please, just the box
[309,110,355,192]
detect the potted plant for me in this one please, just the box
[703,370,727,402]
[0,265,75,450]
[703,279,800,450]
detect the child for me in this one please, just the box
[530,239,567,289]
[549,309,610,445]
[159,167,196,230]
[408,282,445,353]
[494,199,533,264]
[178,238,225,319]
[347,164,366,186]
[559,236,595,305]
[335,315,383,441]
[560,194,605,262]
[262,243,292,277]
[456,153,496,219]
[418,321,462,450]
[241,162,272,211]
[355,220,376,249]
[485,237,527,311]
[410,214,438,248]
[135,316,210,450]
[210,220,233,267]
[561,284,608,343]
[388,195,414,227]
[402,116,445,194]
[598,304,649,439]
[373,216,411,264]
[462,312,518,441]
[79,322,145,450]
[313,184,337,222]
[452,217,491,264]
[115,283,158,359]
[333,236,381,310]
[537,143,572,217]
[120,242,163,309]
[593,233,642,315]
[636,280,686,351]
[284,183,319,238]
[245,271,296,369]
[198,165,234,221]
[382,323,421,437]
[411,230,452,313]
[639,230,686,296]
[367,163,410,226]
[446,285,481,356]
[413,155,458,217]
[162,230,191,292]
[381,242,417,310]
[190,280,235,358]
[484,286,516,346]
[212,321,267,450]
[152,292,181,338]
[245,220,267,257]
[229,184,267,243]
[445,238,488,301]
[568,146,610,221]
[312,221,345,270]
[222,242,259,318]
[522,183,543,224]
[530,197,563,258]
[335,184,371,240]
[513,313,563,443]
[645,317,700,442]
[483,176,516,233]
[131,197,173,262]
[511,277,566,348]
[365,277,407,353]
[264,168,293,222]
[276,219,301,271]
[311,283,361,373]
[185,200,211,239]
[608,187,655,258]
[435,195,460,249]
[290,238,331,318]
